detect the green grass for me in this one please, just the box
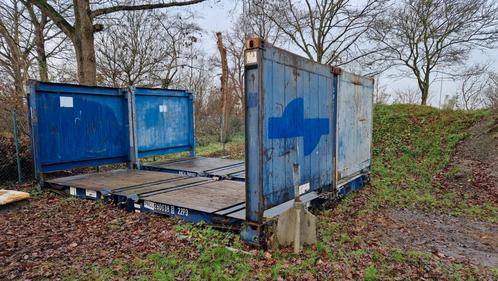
[196,132,244,159]
[63,104,497,280]
[364,105,496,222]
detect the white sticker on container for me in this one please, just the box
[69,187,77,196]
[245,50,258,64]
[143,200,155,210]
[299,182,310,195]
[60,96,73,108]
[159,104,168,113]
[133,203,141,209]
[85,190,97,198]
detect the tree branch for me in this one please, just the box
[30,0,74,38]
[91,0,205,18]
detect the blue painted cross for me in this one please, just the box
[268,98,329,156]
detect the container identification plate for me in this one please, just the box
[69,187,77,196]
[143,200,154,210]
[299,182,310,195]
[245,50,258,64]
[60,96,73,108]
[85,190,97,198]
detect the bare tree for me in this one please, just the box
[216,32,230,146]
[0,0,33,103]
[251,0,387,66]
[30,0,205,86]
[223,7,283,116]
[24,0,68,82]
[484,73,498,109]
[370,0,498,105]
[456,65,491,111]
[393,88,421,105]
[373,76,389,104]
[95,10,200,88]
[152,11,202,88]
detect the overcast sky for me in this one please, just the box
[176,0,498,107]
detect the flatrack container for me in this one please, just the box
[241,38,373,243]
[28,37,374,245]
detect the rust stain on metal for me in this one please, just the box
[331,66,342,75]
[351,74,363,86]
[246,36,269,50]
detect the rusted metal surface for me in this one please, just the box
[244,40,335,224]
[242,36,373,245]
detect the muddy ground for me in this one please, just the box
[377,208,498,267]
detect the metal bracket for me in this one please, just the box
[126,87,140,169]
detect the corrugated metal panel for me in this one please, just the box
[336,72,374,183]
[245,42,336,223]
[134,88,195,158]
[28,82,196,177]
[28,81,130,176]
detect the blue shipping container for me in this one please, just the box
[242,38,373,244]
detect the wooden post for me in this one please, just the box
[216,32,229,150]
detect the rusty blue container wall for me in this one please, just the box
[133,87,195,158]
[28,82,196,179]
[243,41,337,243]
[335,72,374,185]
[28,81,130,178]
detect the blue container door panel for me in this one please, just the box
[31,83,129,173]
[134,89,194,158]
[336,72,374,183]
[259,46,335,210]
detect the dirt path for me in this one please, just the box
[374,116,498,268]
[377,208,498,267]
[435,115,498,204]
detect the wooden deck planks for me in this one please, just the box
[144,180,245,213]
[146,157,244,174]
[114,177,210,196]
[47,169,180,191]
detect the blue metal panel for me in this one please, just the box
[133,87,195,158]
[336,72,374,185]
[28,81,130,177]
[244,43,336,226]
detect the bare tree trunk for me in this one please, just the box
[25,2,49,81]
[420,73,430,105]
[73,0,97,86]
[217,32,229,147]
[34,24,48,81]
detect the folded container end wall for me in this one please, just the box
[241,37,374,245]
[27,81,195,180]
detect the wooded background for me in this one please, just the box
[1,0,498,182]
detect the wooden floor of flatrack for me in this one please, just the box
[45,157,318,225]
[45,157,248,225]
